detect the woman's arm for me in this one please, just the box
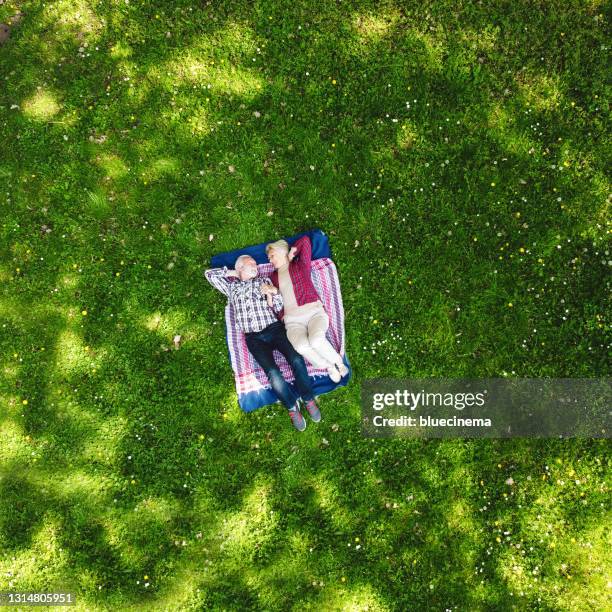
[289,235,312,267]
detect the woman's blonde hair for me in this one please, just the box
[265,239,289,256]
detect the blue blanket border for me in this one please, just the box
[210,228,332,268]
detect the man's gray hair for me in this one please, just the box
[235,254,255,270]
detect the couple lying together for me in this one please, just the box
[205,235,348,431]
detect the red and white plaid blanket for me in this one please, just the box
[226,257,346,397]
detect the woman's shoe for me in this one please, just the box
[288,404,306,431]
[327,366,341,383]
[303,398,321,422]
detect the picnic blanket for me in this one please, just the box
[209,229,352,413]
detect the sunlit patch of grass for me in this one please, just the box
[160,53,265,99]
[109,40,133,60]
[50,469,113,506]
[498,549,531,594]
[59,272,79,289]
[217,477,277,562]
[583,170,611,228]
[515,72,563,112]
[0,298,23,323]
[497,518,611,609]
[140,308,188,338]
[210,19,261,63]
[0,420,28,464]
[134,496,180,525]
[144,157,181,182]
[446,497,476,535]
[185,106,213,137]
[21,89,61,121]
[304,582,389,612]
[548,522,611,610]
[0,512,70,590]
[54,329,96,375]
[408,29,445,72]
[220,389,251,424]
[352,9,401,43]
[95,153,129,180]
[396,120,419,150]
[2,361,19,382]
[0,265,12,283]
[457,25,500,56]
[1,395,28,424]
[286,529,314,558]
[44,0,105,40]
[143,311,163,332]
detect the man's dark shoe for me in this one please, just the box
[288,404,306,431]
[303,398,321,423]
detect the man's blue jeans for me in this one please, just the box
[245,321,315,409]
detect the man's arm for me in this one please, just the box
[204,266,238,297]
[288,235,312,267]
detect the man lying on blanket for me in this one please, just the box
[205,254,321,431]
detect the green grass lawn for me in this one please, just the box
[1,0,610,609]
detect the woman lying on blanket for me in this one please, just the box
[264,235,349,383]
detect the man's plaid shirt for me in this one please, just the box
[204,266,283,333]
